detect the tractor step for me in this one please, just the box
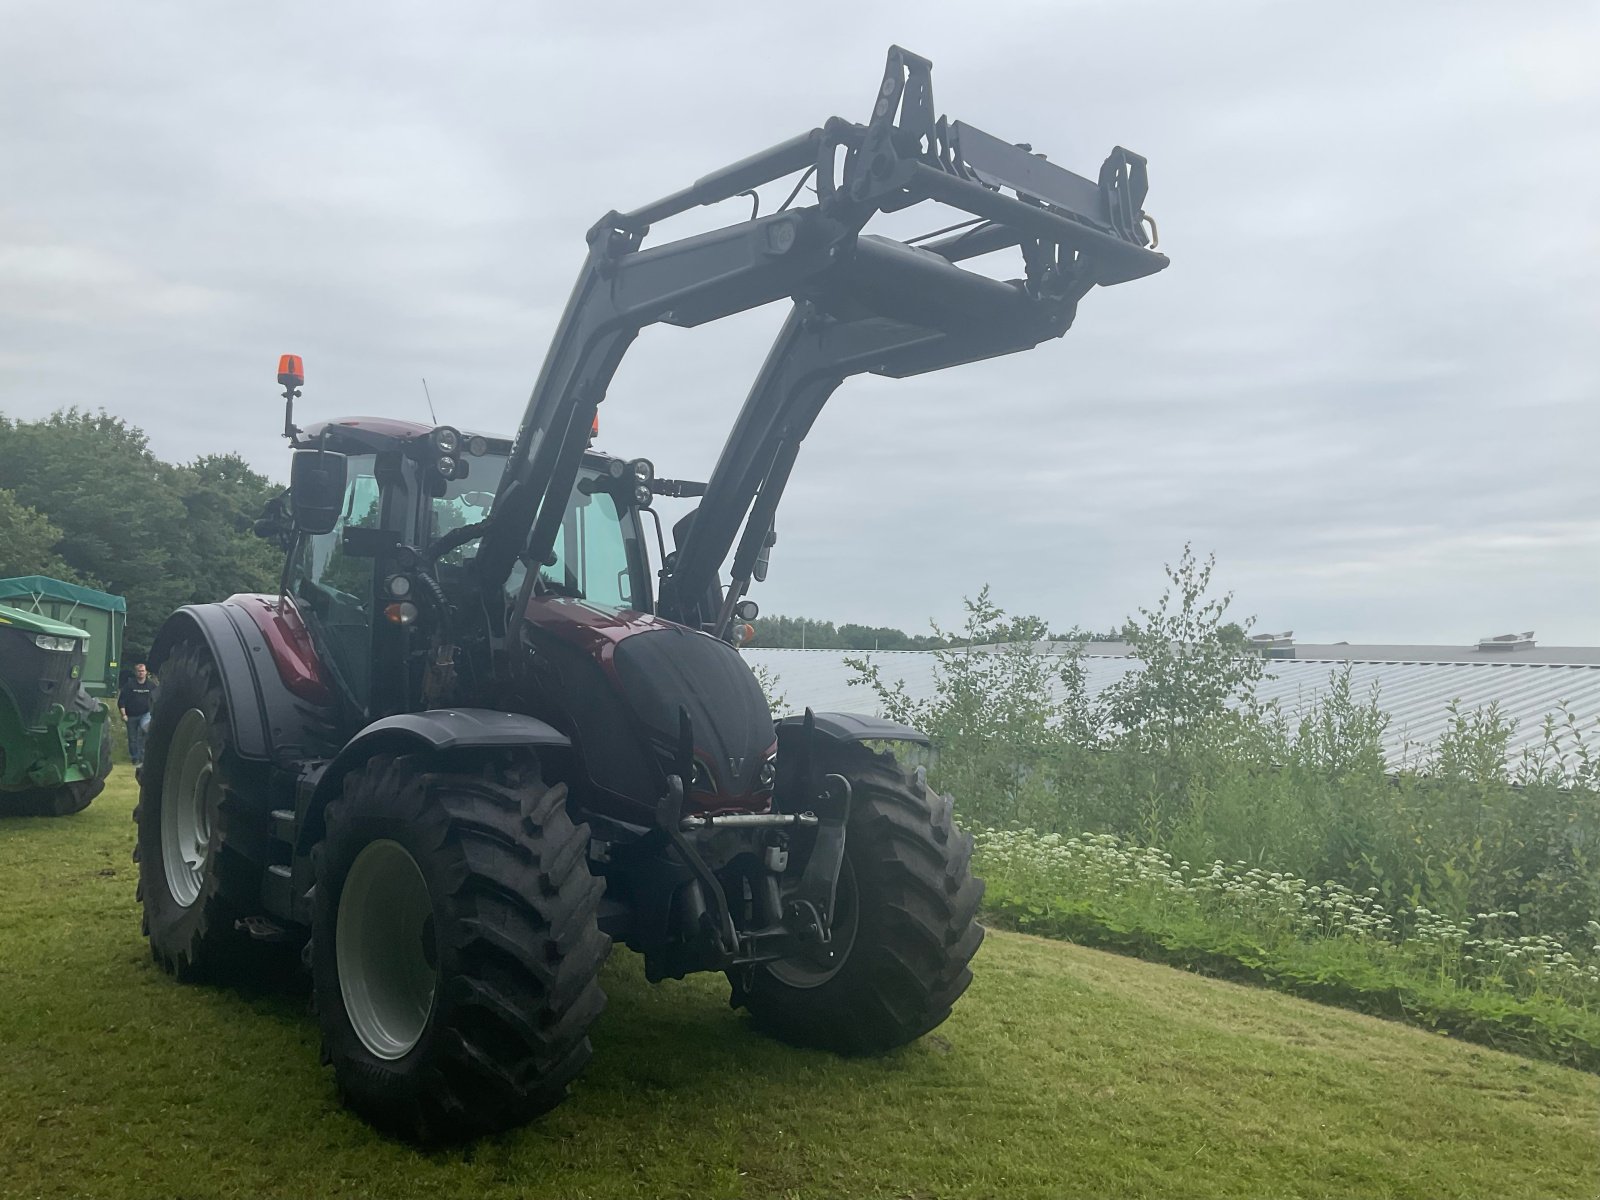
[235,914,293,943]
[270,808,296,842]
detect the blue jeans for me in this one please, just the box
[127,713,151,764]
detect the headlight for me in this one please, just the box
[631,458,654,483]
[430,426,461,454]
[33,634,77,651]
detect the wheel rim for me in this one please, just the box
[768,856,860,989]
[160,708,214,908]
[336,839,438,1060]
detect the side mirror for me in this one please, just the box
[289,450,349,535]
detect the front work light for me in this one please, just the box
[430,426,461,455]
[384,601,420,625]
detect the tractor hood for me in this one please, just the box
[518,599,776,821]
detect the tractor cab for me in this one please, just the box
[279,416,659,725]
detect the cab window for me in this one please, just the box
[546,487,639,610]
[425,457,644,613]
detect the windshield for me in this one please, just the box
[429,456,645,612]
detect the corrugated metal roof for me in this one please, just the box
[1001,640,1600,666]
[744,648,1600,766]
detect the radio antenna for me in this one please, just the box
[421,377,439,426]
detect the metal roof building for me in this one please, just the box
[744,643,1600,768]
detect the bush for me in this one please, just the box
[850,555,1600,945]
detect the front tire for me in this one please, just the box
[312,753,610,1142]
[134,643,265,980]
[735,742,984,1052]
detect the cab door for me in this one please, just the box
[284,453,381,717]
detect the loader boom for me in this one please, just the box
[478,44,1167,639]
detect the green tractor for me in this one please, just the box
[0,604,112,817]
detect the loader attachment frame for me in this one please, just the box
[477,45,1167,643]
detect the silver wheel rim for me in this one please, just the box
[336,839,437,1060]
[768,856,859,988]
[160,708,214,908]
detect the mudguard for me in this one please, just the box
[148,599,335,764]
[297,708,572,854]
[775,711,930,746]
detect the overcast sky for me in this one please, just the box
[3,3,1596,643]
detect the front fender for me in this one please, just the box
[296,709,572,854]
[775,711,930,746]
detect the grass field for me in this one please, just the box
[2,771,1597,1200]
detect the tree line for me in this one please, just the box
[0,410,281,652]
[750,612,1140,651]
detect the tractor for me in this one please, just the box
[134,46,1168,1141]
[0,604,111,816]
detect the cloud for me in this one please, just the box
[0,2,1595,643]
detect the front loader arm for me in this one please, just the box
[656,274,1093,632]
[479,44,1167,643]
[474,208,853,602]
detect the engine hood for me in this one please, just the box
[521,599,776,815]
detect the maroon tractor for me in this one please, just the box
[134,46,1167,1141]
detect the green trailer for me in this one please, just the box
[0,603,112,816]
[0,576,126,697]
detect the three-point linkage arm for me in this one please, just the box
[476,45,1168,641]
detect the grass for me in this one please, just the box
[2,772,1597,1200]
[975,829,1600,1070]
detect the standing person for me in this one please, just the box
[117,662,159,768]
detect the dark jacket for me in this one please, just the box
[118,679,158,718]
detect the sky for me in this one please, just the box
[2,2,1596,644]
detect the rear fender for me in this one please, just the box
[148,598,337,765]
[295,709,572,854]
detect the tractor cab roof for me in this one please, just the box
[295,417,511,456]
[294,417,619,469]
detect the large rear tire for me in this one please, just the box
[134,642,265,980]
[312,752,610,1142]
[735,742,984,1052]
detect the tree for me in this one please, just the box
[171,453,282,605]
[0,410,282,648]
[752,613,951,650]
[0,488,79,581]
[1103,543,1263,755]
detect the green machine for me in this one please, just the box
[0,604,112,816]
[0,576,127,697]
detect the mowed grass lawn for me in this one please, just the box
[2,772,1596,1200]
